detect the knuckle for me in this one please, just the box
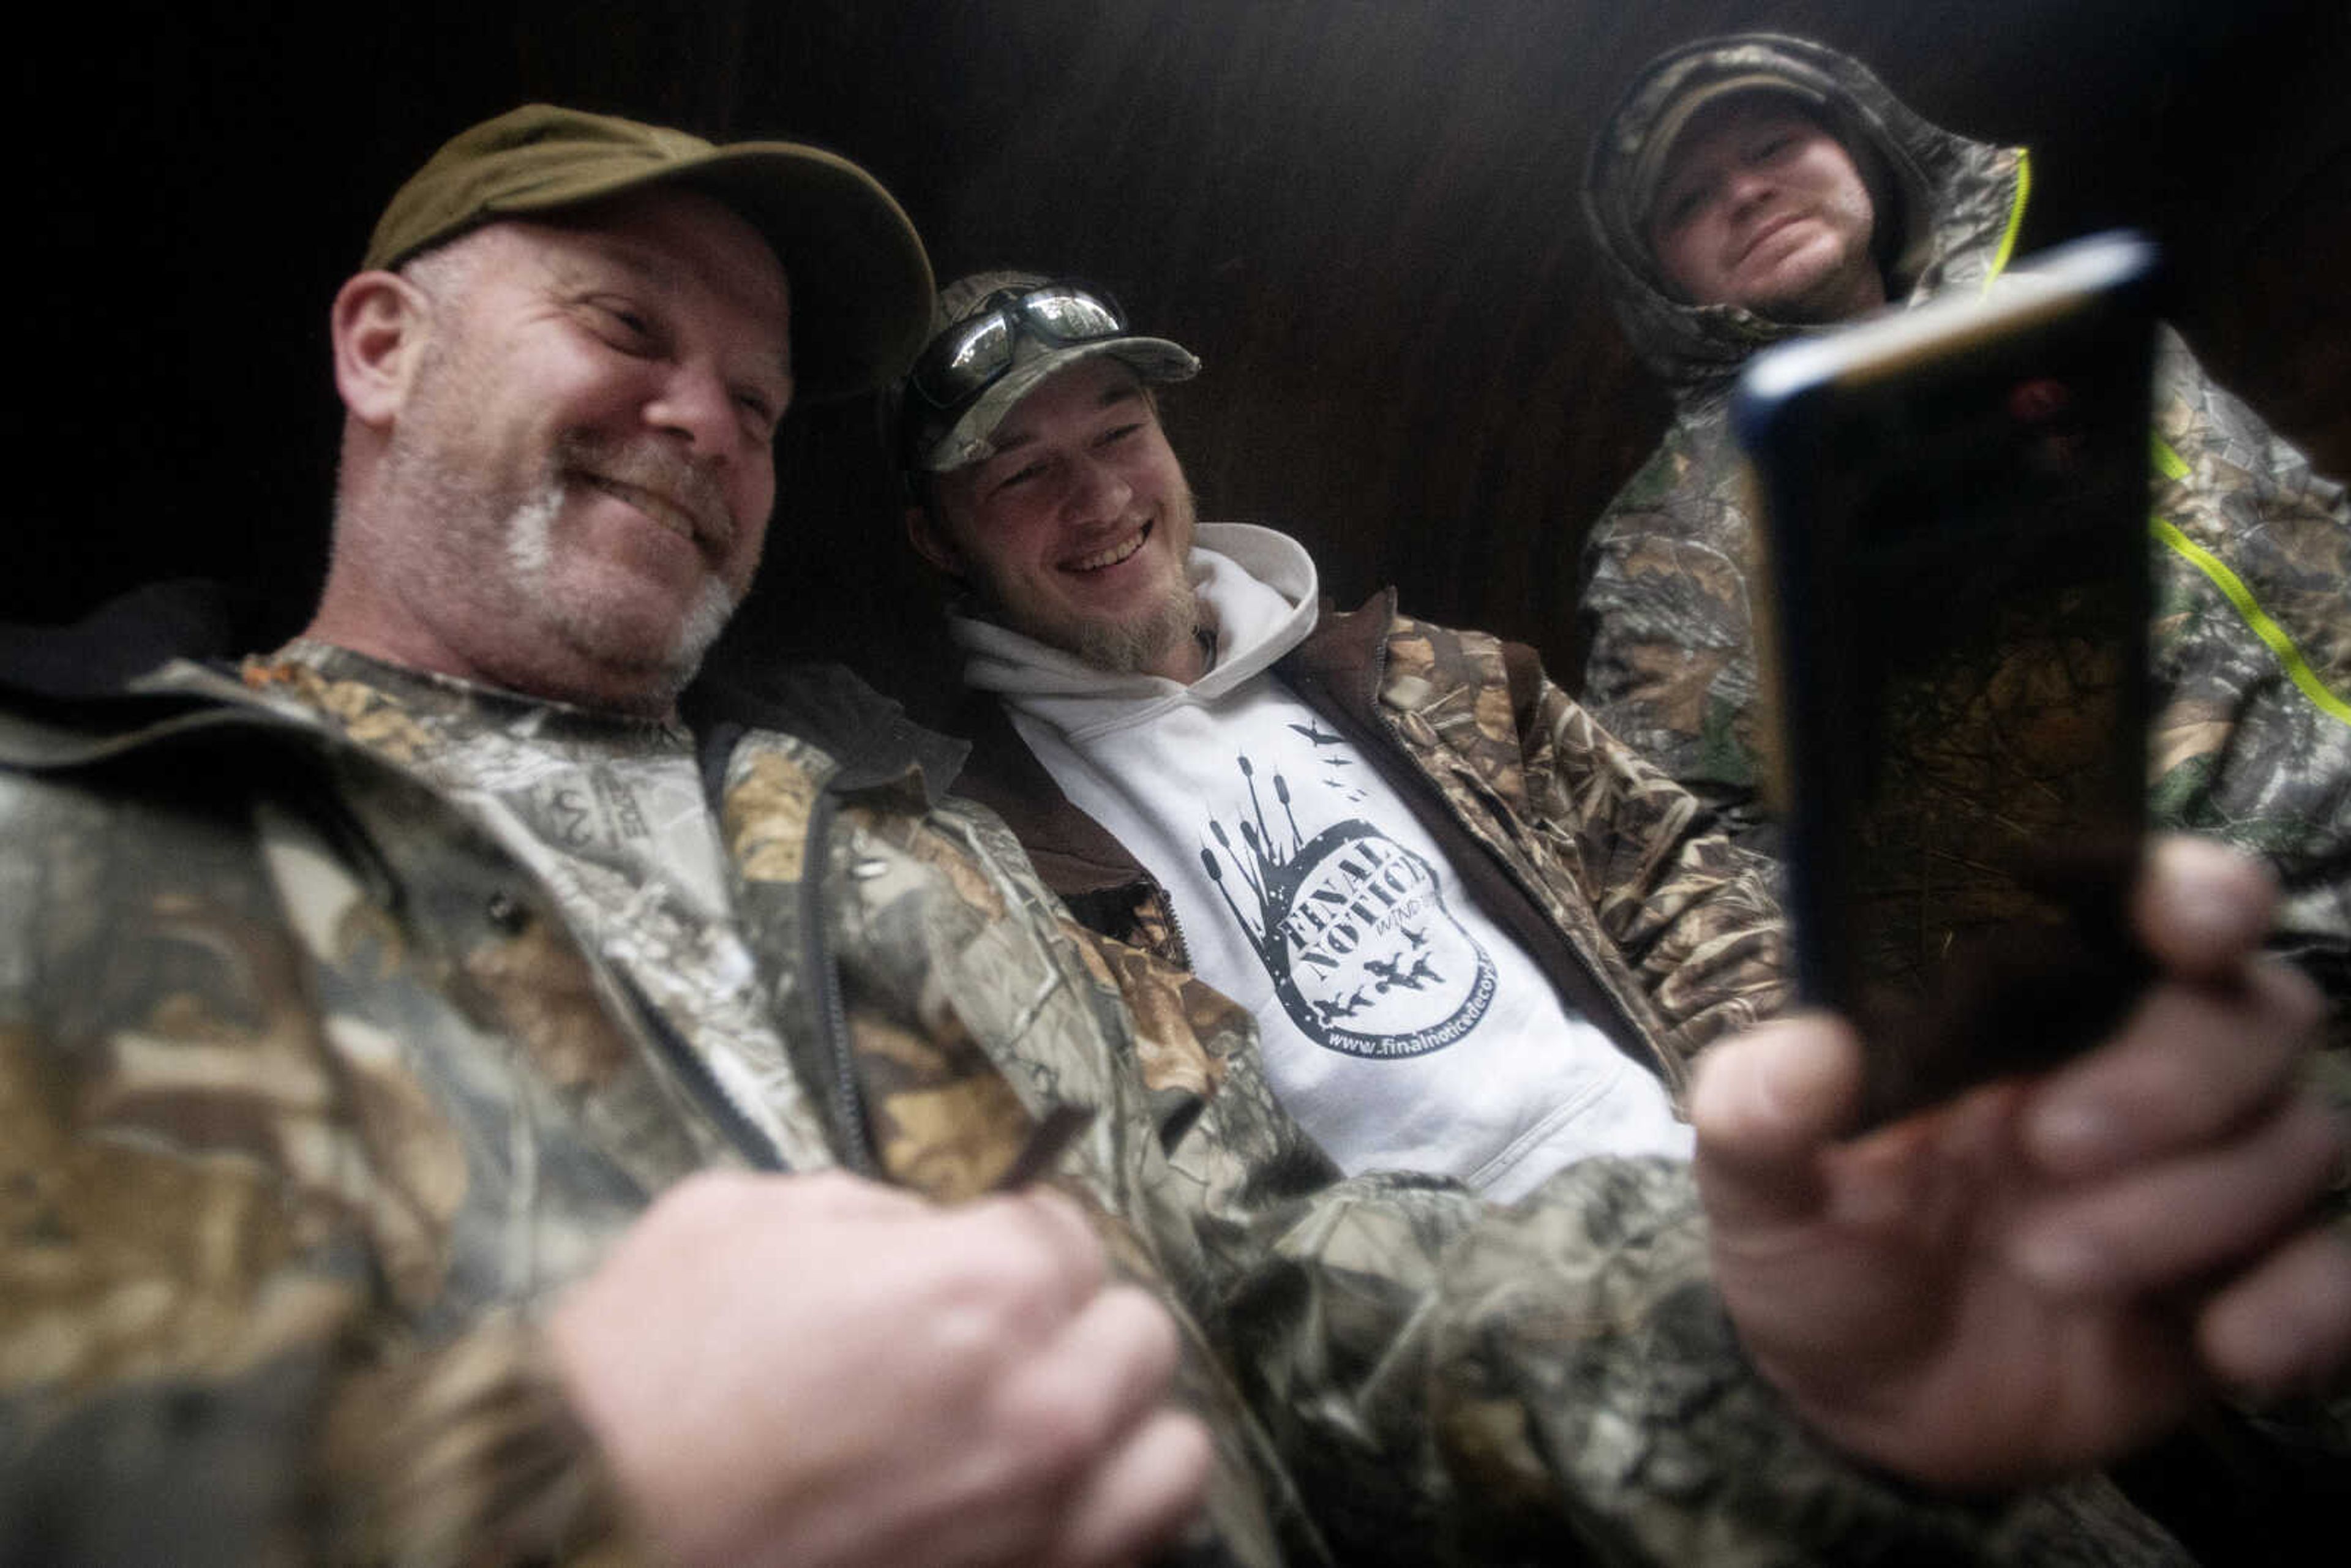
[996,1377,1108,1480]
[1048,1411,1217,1568]
[1107,1284,1183,1376]
[976,1228,1084,1308]
[926,1287,1029,1366]
[996,1193,1108,1285]
[1150,1410,1218,1502]
[1018,1187,1110,1261]
[2251,956,2327,1038]
[919,1256,1073,1367]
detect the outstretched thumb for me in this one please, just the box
[1692,1013,1865,1232]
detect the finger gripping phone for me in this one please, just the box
[1733,233,2161,1127]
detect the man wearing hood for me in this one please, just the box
[896,272,1790,1206]
[1575,34,2351,1040]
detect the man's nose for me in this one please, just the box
[1067,453,1133,520]
[643,362,744,463]
[1724,165,1778,214]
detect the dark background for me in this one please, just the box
[13,0,2347,719]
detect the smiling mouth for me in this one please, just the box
[1065,522,1150,573]
[1736,210,1810,264]
[582,473,716,549]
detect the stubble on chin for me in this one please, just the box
[1065,574,1201,675]
[951,481,1205,676]
[503,466,740,699]
[374,322,745,708]
[966,535,1202,675]
[665,573,741,682]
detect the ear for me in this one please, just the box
[331,270,433,428]
[903,499,966,576]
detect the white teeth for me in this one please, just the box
[588,475,695,542]
[1069,527,1147,572]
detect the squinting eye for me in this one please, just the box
[588,301,658,351]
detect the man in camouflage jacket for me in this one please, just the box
[1575,33,2351,1033]
[6,103,2346,1568]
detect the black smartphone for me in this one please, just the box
[1733,232,2161,1127]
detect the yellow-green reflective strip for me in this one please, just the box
[2151,435,2190,483]
[2148,508,2351,726]
[1977,154,2341,724]
[1982,148,2032,292]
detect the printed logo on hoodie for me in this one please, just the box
[1200,753,1496,1058]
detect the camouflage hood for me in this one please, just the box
[1575,37,2351,1045]
[1581,33,2026,403]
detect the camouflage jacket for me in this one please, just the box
[1574,33,2351,1026]
[0,646,2193,1566]
[950,587,1788,1105]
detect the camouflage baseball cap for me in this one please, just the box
[364,103,934,400]
[892,270,1200,473]
[1624,72,1829,225]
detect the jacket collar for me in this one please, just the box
[685,662,970,806]
[0,625,972,812]
[1278,585,1398,715]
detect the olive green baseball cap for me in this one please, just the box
[364,102,934,400]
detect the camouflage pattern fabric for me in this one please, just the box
[257,645,850,1174]
[1575,33,2351,1040]
[1370,608,1787,1068]
[0,650,2195,1564]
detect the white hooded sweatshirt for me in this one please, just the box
[952,523,1689,1199]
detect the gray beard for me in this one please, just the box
[373,415,741,706]
[501,470,740,697]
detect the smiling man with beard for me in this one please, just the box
[306,188,782,712]
[898,271,1781,1201]
[1640,91,1885,326]
[0,107,1238,1568]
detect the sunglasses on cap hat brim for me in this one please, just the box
[904,281,1132,411]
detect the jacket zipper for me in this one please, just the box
[1157,871,1197,971]
[801,785,879,1177]
[616,971,787,1171]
